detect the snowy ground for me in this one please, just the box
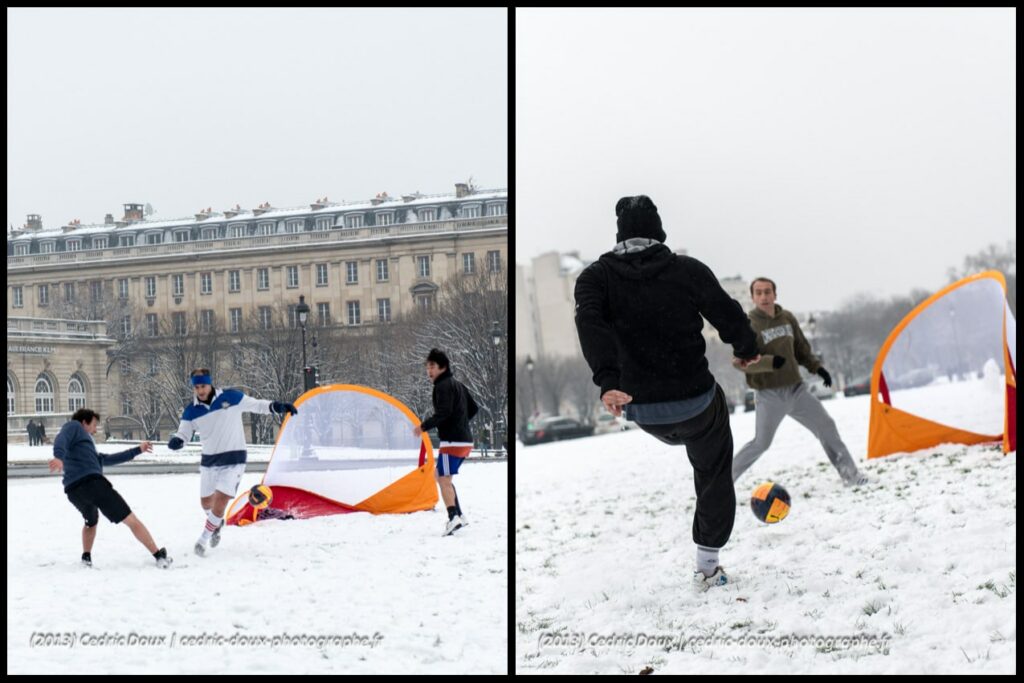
[515,392,1016,674]
[7,462,507,674]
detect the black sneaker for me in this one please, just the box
[154,547,173,568]
[81,552,92,568]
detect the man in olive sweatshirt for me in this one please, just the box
[732,277,868,486]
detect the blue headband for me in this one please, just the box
[192,374,212,386]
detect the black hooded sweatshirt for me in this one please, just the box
[574,242,758,404]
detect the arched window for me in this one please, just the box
[35,375,54,413]
[68,375,86,412]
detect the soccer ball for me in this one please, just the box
[750,482,791,523]
[248,484,273,510]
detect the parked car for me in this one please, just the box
[521,416,595,445]
[843,374,872,397]
[593,412,624,435]
[889,368,935,390]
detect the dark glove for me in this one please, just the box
[772,356,787,369]
[816,367,832,388]
[271,401,298,416]
[167,436,184,451]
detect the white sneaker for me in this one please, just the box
[442,516,465,537]
[194,540,208,557]
[458,513,468,527]
[693,566,729,591]
[844,473,871,487]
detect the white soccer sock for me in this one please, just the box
[696,545,719,577]
[200,509,222,542]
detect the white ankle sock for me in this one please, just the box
[697,545,719,577]
[200,510,222,542]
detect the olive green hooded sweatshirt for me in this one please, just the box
[740,304,822,390]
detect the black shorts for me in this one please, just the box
[66,475,132,526]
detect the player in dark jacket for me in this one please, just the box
[414,348,479,536]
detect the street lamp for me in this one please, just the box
[297,295,314,392]
[490,321,503,453]
[526,354,537,417]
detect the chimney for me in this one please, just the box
[25,214,43,231]
[370,191,389,206]
[104,213,115,225]
[455,183,470,198]
[402,194,416,203]
[123,203,144,223]
[252,201,272,217]
[195,208,212,221]
[310,196,328,211]
[223,203,241,219]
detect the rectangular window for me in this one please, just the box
[93,237,108,249]
[201,272,212,295]
[488,250,502,272]
[174,231,190,242]
[13,286,23,308]
[118,278,129,299]
[200,310,214,333]
[463,252,475,274]
[257,268,270,290]
[417,295,433,312]
[420,208,435,222]
[39,284,49,305]
[121,357,131,375]
[14,244,28,256]
[316,217,332,231]
[230,308,242,333]
[376,259,389,282]
[122,398,132,416]
[487,203,506,216]
[377,298,391,323]
[286,221,302,233]
[461,205,480,218]
[347,214,363,228]
[121,316,131,336]
[172,274,184,297]
[66,240,81,252]
[121,235,135,247]
[229,225,244,238]
[64,283,75,303]
[377,213,393,226]
[287,266,299,288]
[145,276,157,298]
[173,312,187,336]
[91,281,102,302]
[202,228,216,240]
[317,302,330,326]
[287,305,299,329]
[41,242,54,254]
[258,222,274,236]
[146,314,158,337]
[316,263,328,287]
[259,307,273,330]
[346,261,358,284]
[347,301,361,326]
[229,270,241,293]
[417,255,430,278]
[146,233,162,245]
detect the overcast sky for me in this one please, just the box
[7,8,506,229]
[517,8,1014,313]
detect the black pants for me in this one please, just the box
[637,384,735,549]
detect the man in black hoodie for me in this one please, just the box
[574,195,761,589]
[414,348,479,536]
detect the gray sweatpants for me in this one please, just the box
[732,382,862,484]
